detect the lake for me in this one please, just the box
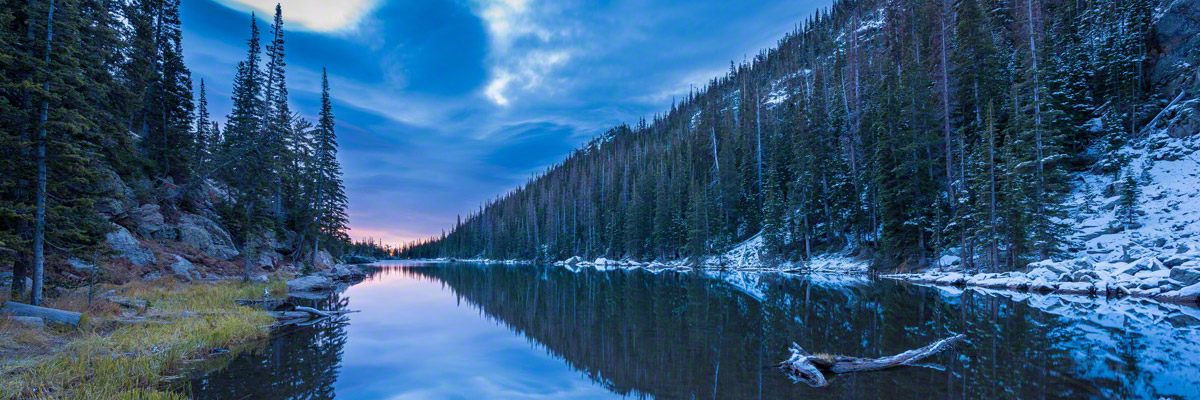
[180,260,1200,399]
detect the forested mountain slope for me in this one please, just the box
[403,0,1200,272]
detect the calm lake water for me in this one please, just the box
[180,261,1200,399]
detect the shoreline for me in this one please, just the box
[408,257,1200,308]
[0,278,284,399]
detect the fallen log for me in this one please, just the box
[293,306,331,318]
[780,334,965,387]
[1,301,83,327]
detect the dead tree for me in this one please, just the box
[780,334,965,387]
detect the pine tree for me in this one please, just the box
[310,69,349,266]
[1117,168,1141,231]
[223,14,269,281]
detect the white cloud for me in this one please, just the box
[470,0,572,106]
[215,0,381,32]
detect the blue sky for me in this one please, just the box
[181,0,830,246]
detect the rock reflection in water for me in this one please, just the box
[182,262,1200,399]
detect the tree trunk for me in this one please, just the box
[2,301,81,327]
[780,334,965,387]
[31,0,57,307]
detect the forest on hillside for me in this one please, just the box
[401,0,1186,270]
[0,1,350,305]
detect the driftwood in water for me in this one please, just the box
[238,297,357,324]
[1,301,83,327]
[780,334,965,387]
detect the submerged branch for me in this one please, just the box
[779,334,965,387]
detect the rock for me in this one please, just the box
[67,258,95,273]
[93,167,137,218]
[314,250,335,269]
[564,256,583,266]
[1151,0,1200,92]
[1072,270,1100,282]
[129,204,167,238]
[286,275,333,293]
[1167,101,1200,139]
[186,179,233,212]
[6,316,45,330]
[174,214,239,260]
[1170,266,1200,286]
[170,255,196,281]
[141,272,163,281]
[1114,257,1166,277]
[256,250,282,271]
[105,225,156,267]
[251,275,270,284]
[1159,282,1200,304]
[938,254,962,267]
[326,264,366,282]
[1163,255,1193,268]
[594,258,613,266]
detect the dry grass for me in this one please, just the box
[0,279,283,399]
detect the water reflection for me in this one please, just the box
[182,262,1200,399]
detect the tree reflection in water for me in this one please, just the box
[183,295,350,400]
[181,263,1200,399]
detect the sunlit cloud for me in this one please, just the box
[215,0,381,32]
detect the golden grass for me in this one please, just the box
[0,280,284,400]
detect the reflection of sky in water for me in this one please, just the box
[333,266,619,399]
[186,261,1200,399]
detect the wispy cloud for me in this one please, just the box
[214,0,381,32]
[471,0,575,107]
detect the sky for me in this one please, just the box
[181,0,831,246]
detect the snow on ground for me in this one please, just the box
[890,99,1200,305]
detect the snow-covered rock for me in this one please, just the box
[1171,264,1200,286]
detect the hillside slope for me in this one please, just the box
[403,0,1198,280]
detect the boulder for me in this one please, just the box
[314,250,335,269]
[1113,257,1166,277]
[1159,282,1200,304]
[287,275,334,293]
[564,256,583,266]
[186,179,234,212]
[170,255,196,281]
[129,204,167,238]
[1170,265,1200,286]
[6,316,45,331]
[1163,254,1194,268]
[2,275,34,294]
[326,264,366,282]
[93,167,137,218]
[256,250,283,270]
[174,214,238,260]
[1166,105,1200,139]
[67,258,95,273]
[105,224,156,267]
[251,275,270,284]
